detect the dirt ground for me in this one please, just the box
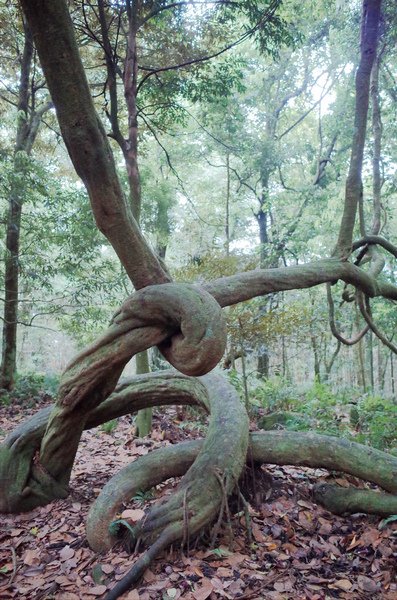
[1,399,397,600]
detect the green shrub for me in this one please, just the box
[100,419,118,434]
[0,372,59,405]
[354,395,397,450]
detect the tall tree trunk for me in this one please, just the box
[311,333,321,382]
[368,330,374,391]
[0,21,49,390]
[135,351,152,437]
[225,152,230,257]
[256,205,271,378]
[334,0,382,257]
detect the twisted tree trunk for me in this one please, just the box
[0,1,390,599]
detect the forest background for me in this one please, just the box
[0,0,396,449]
[1,0,397,598]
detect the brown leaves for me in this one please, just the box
[59,545,75,561]
[2,407,397,599]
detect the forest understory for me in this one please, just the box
[1,394,397,600]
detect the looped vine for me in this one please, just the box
[0,284,227,512]
[61,283,226,407]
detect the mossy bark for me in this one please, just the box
[4,373,397,521]
[313,483,397,516]
[135,352,152,437]
[4,4,393,599]
[87,373,248,551]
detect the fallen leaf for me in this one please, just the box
[121,508,146,521]
[193,578,214,600]
[125,591,140,600]
[143,569,156,583]
[357,575,379,593]
[23,548,40,565]
[332,579,353,591]
[59,546,75,561]
[10,528,24,537]
[85,585,108,595]
[101,563,114,574]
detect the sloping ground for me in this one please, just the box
[1,399,397,600]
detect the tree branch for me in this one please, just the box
[357,292,397,354]
[136,0,280,94]
[326,283,368,346]
[20,0,170,290]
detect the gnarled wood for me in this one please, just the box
[20,0,168,290]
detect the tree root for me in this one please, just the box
[98,429,397,600]
[0,372,209,512]
[86,441,201,551]
[4,372,397,600]
[88,373,249,551]
[249,431,397,494]
[313,483,397,516]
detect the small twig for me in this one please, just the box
[212,469,233,546]
[104,535,168,600]
[182,485,190,555]
[237,488,252,545]
[9,546,17,586]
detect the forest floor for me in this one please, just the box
[1,396,397,600]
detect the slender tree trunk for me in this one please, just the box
[357,335,366,391]
[334,0,381,257]
[377,340,382,390]
[368,330,374,391]
[225,152,230,257]
[311,333,321,382]
[123,9,152,433]
[0,22,48,390]
[256,206,270,378]
[135,351,152,437]
[238,319,249,411]
[1,168,24,390]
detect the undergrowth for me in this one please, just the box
[0,372,59,406]
[228,370,397,452]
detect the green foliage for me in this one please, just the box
[108,519,135,538]
[177,420,207,434]
[0,372,59,405]
[249,375,299,412]
[379,514,397,530]
[210,547,233,558]
[354,396,397,451]
[229,374,397,451]
[175,250,255,282]
[132,489,155,505]
[100,419,118,435]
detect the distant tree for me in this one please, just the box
[3,3,397,600]
[0,5,51,389]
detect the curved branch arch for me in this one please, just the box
[357,292,397,354]
[326,283,369,346]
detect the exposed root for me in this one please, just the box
[91,374,248,554]
[313,483,397,516]
[0,372,209,513]
[104,535,169,600]
[86,441,201,551]
[5,371,397,600]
